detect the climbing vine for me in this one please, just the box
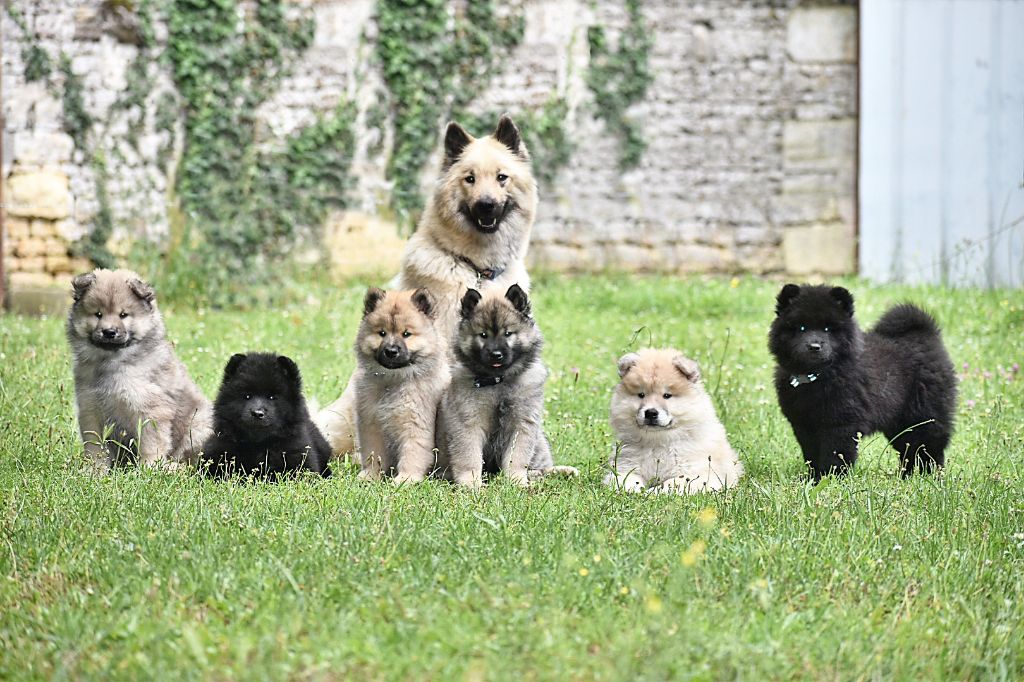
[375,0,533,227]
[586,0,653,169]
[7,4,52,83]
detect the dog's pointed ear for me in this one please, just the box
[411,288,434,319]
[443,121,473,168]
[460,288,482,319]
[673,355,701,383]
[224,354,247,380]
[493,114,527,158]
[71,272,96,302]
[277,355,302,389]
[363,287,387,317]
[830,286,854,316]
[505,284,531,317]
[617,352,640,378]
[775,283,801,315]
[128,277,155,304]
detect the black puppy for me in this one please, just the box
[201,353,332,479]
[768,284,957,480]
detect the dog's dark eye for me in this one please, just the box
[799,325,806,332]
[504,330,514,337]
[497,173,508,183]
[94,311,102,318]
[479,331,488,339]
[663,393,672,399]
[378,330,386,337]
[824,326,830,332]
[638,392,645,399]
[268,395,276,401]
[402,331,412,338]
[119,311,128,319]
[244,394,251,401]
[465,174,475,184]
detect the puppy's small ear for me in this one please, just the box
[776,283,801,315]
[363,288,386,317]
[410,288,434,319]
[617,352,640,378]
[224,354,247,380]
[128,278,155,304]
[71,272,96,301]
[443,121,473,168]
[673,355,701,383]
[505,284,531,317]
[277,355,302,389]
[830,286,855,316]
[460,288,482,319]
[493,114,528,159]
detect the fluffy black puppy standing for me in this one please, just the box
[768,284,957,480]
[201,353,332,479]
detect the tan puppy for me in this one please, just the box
[605,349,743,494]
[318,114,539,456]
[353,288,449,483]
[66,269,212,471]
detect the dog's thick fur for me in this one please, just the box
[769,284,957,480]
[66,269,212,471]
[353,288,449,483]
[317,115,539,456]
[605,349,743,494]
[201,353,331,479]
[436,286,577,488]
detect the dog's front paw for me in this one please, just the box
[546,465,580,478]
[505,469,531,488]
[604,472,647,493]
[454,474,483,490]
[357,469,380,482]
[393,471,425,485]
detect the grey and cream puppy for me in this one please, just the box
[66,269,213,471]
[436,285,578,488]
[353,287,449,483]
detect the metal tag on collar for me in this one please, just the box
[789,373,819,388]
[473,375,503,388]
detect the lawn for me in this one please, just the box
[1,274,1022,680]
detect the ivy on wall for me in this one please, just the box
[586,0,653,169]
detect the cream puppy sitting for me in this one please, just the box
[605,349,743,494]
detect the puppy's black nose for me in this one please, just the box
[382,345,400,359]
[644,408,659,421]
[102,328,117,339]
[251,408,266,420]
[808,342,822,352]
[489,350,504,361]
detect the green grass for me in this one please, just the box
[1,274,1022,680]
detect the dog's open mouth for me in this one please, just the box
[477,218,497,231]
[90,336,130,350]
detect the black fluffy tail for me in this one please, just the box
[873,304,941,338]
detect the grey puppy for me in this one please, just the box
[436,285,578,488]
[66,269,213,471]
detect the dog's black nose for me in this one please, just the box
[251,408,266,420]
[101,328,117,339]
[475,198,497,217]
[489,349,504,361]
[644,408,659,421]
[382,345,400,359]
[808,342,822,352]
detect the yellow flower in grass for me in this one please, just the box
[578,567,590,577]
[696,507,718,527]
[681,539,707,567]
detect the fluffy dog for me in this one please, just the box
[66,269,212,471]
[436,285,578,488]
[605,349,744,494]
[769,284,957,480]
[352,288,449,483]
[201,353,331,479]
[318,115,539,456]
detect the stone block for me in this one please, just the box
[673,244,734,273]
[783,119,855,170]
[18,256,46,273]
[7,274,68,317]
[69,257,94,274]
[6,217,31,239]
[771,192,841,225]
[15,237,47,258]
[782,223,855,275]
[44,238,69,256]
[787,7,857,63]
[30,219,57,238]
[324,211,405,278]
[5,169,72,219]
[45,254,73,274]
[10,130,76,167]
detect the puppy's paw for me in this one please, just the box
[357,469,380,482]
[657,475,712,495]
[546,465,580,478]
[393,471,425,485]
[454,474,484,490]
[506,470,531,488]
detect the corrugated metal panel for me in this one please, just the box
[860,0,1024,288]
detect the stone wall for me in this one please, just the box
[1,0,858,290]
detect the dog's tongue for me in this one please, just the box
[491,363,503,368]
